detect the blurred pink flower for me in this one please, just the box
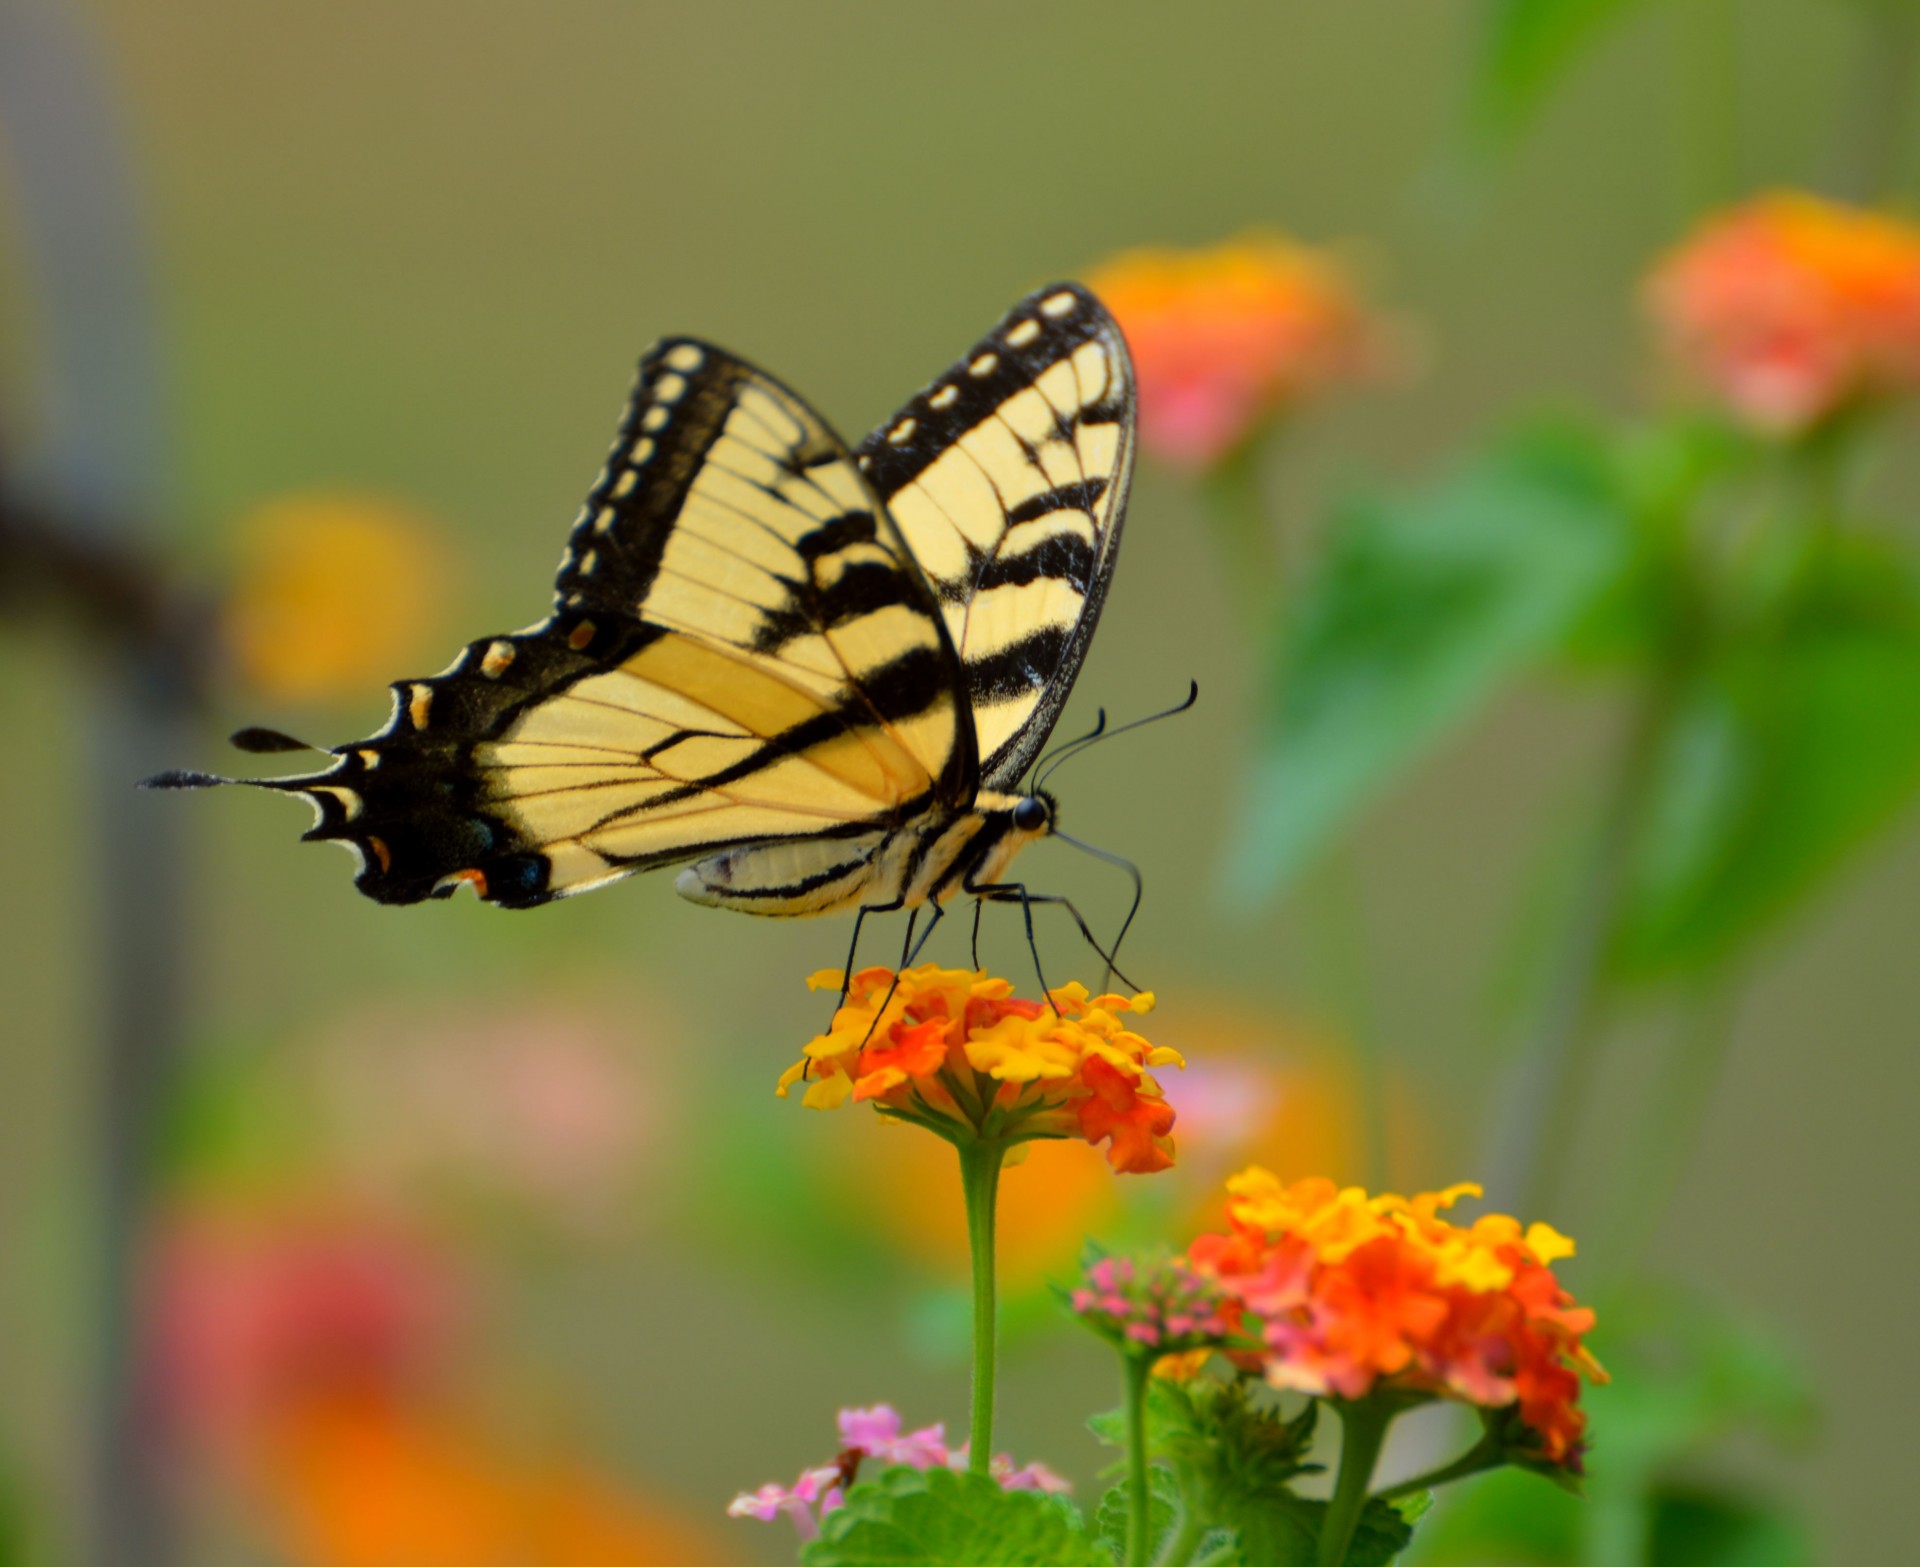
[725,1468,844,1541]
[836,1406,948,1469]
[728,1404,1069,1538]
[1647,191,1920,435]
[1069,1252,1231,1354]
[145,1200,463,1473]
[310,997,662,1233]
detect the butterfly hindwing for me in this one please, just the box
[854,283,1136,788]
[268,343,975,908]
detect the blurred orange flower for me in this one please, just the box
[1189,1171,1604,1469]
[1087,233,1378,469]
[225,492,449,703]
[781,965,1181,1174]
[267,1392,739,1567]
[1647,191,1920,435]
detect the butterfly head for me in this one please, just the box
[1011,789,1057,838]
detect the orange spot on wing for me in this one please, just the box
[568,621,597,651]
[367,836,393,873]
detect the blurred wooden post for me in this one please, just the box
[0,6,190,1565]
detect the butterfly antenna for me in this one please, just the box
[1053,830,1145,991]
[1034,681,1198,792]
[1027,708,1107,793]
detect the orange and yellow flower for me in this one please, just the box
[1188,1170,1604,1467]
[1647,191,1920,435]
[779,965,1181,1174]
[1087,233,1378,470]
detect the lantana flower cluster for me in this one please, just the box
[728,1405,1067,1542]
[1189,1170,1606,1467]
[1088,232,1379,469]
[1648,190,1920,436]
[779,965,1181,1173]
[1069,1252,1233,1356]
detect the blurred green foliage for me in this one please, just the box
[1414,1287,1814,1565]
[1228,425,1632,900]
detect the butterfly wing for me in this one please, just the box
[854,282,1136,789]
[247,342,976,908]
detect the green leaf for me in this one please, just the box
[1230,1493,1412,1567]
[1095,1468,1243,1567]
[1471,0,1658,144]
[1228,426,1633,901]
[1090,1382,1413,1565]
[1090,1378,1319,1492]
[1414,1284,1815,1564]
[1616,535,1920,976]
[802,1466,1101,1567]
[1647,1485,1813,1567]
[1403,1466,1580,1562]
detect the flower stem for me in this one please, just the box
[1372,1428,1505,1502]
[1841,0,1920,199]
[1199,438,1285,637]
[1123,1351,1155,1567]
[958,1138,1007,1475]
[1492,668,1684,1215]
[1316,1397,1393,1567]
[1156,1508,1210,1567]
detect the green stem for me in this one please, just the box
[1316,1398,1394,1567]
[1494,666,1684,1216]
[958,1138,1007,1475]
[1123,1352,1154,1567]
[1671,0,1741,213]
[1155,1507,1210,1567]
[1212,427,1389,1189]
[1301,845,1390,1188]
[1599,981,1739,1280]
[1199,438,1285,638]
[1841,1,1920,199]
[1372,1429,1505,1502]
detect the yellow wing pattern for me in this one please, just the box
[855,284,1135,787]
[153,283,1136,913]
[246,344,974,907]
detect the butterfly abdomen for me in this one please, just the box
[673,788,1050,918]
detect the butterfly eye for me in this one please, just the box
[1012,795,1049,833]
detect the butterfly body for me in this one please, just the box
[153,284,1134,929]
[673,787,1050,917]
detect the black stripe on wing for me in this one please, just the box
[852,280,1137,788]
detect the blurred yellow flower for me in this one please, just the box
[225,492,450,703]
[1647,191,1920,435]
[1087,233,1379,470]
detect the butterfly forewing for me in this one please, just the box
[270,343,974,908]
[854,283,1136,788]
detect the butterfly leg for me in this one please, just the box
[968,883,1144,1000]
[857,906,924,1048]
[970,898,985,973]
[840,898,906,1009]
[967,883,1056,1014]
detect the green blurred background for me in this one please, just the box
[2,1,1915,1564]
